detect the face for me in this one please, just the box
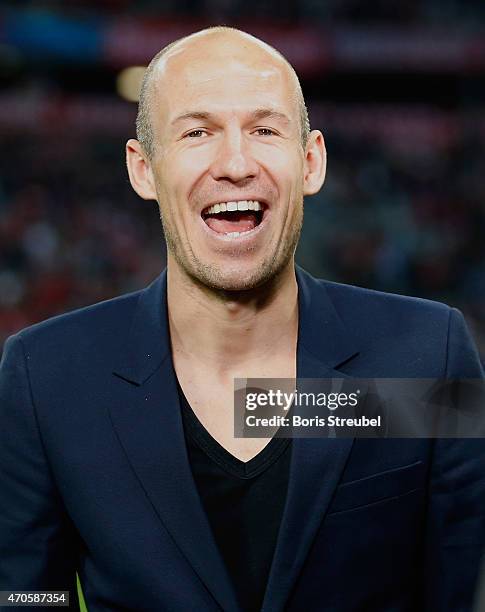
[128,34,325,292]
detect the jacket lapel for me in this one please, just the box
[111,272,240,612]
[261,267,360,612]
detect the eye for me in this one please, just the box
[185,129,208,138]
[254,128,276,136]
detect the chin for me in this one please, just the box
[192,260,279,293]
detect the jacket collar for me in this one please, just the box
[113,265,359,385]
[113,271,170,385]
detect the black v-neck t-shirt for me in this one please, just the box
[179,385,292,612]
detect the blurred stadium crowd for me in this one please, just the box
[6,0,485,25]
[0,2,484,361]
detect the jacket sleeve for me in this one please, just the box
[0,334,80,609]
[425,308,485,612]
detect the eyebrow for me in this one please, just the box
[171,108,292,127]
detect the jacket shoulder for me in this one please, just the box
[318,278,457,377]
[320,278,454,348]
[321,279,451,319]
[13,288,143,355]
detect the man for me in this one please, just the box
[0,27,484,612]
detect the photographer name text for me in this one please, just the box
[245,414,381,428]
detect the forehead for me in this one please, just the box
[150,40,298,129]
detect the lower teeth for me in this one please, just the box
[225,230,252,237]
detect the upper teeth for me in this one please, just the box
[205,200,262,215]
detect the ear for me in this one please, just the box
[303,130,327,196]
[126,139,158,201]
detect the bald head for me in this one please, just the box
[136,26,310,159]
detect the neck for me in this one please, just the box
[167,258,299,374]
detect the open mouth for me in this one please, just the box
[201,200,265,237]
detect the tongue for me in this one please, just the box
[205,211,258,234]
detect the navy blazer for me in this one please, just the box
[1,266,484,611]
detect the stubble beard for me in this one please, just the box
[159,195,304,294]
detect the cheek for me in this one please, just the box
[166,153,210,202]
[155,156,199,205]
[256,144,294,169]
[257,146,304,187]
[175,149,210,172]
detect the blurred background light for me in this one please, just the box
[116,66,146,102]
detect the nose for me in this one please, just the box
[209,129,259,183]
